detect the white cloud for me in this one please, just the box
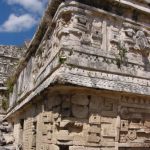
[6,0,47,14]
[0,0,48,33]
[0,14,37,32]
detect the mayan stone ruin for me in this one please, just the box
[0,45,24,149]
[1,0,150,149]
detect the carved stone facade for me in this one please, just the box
[0,46,23,85]
[0,45,24,113]
[7,90,150,150]
[0,45,24,149]
[4,0,150,150]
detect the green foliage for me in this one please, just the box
[6,77,15,93]
[116,41,127,68]
[2,98,8,111]
[115,57,121,68]
[118,42,127,60]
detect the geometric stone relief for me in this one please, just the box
[110,22,150,66]
[0,47,23,146]
[0,46,24,85]
[12,92,150,150]
[9,9,150,109]
[70,14,103,49]
[109,26,120,55]
[36,112,54,150]
[32,16,66,80]
[31,93,122,149]
[121,23,150,55]
[101,98,118,117]
[23,118,36,150]
[29,93,150,149]
[91,20,102,47]
[32,14,102,82]
[87,125,101,144]
[119,96,150,145]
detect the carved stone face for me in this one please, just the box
[124,29,135,37]
[134,30,150,51]
[136,30,145,38]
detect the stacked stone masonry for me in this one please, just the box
[0,45,24,149]
[0,45,23,86]
[4,0,150,150]
[10,90,150,150]
[0,45,24,113]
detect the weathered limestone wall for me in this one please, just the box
[0,45,24,86]
[0,45,25,107]
[5,0,150,150]
[11,89,150,150]
[0,45,25,149]
[8,0,150,110]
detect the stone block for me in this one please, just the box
[40,144,59,150]
[55,130,72,141]
[120,120,128,132]
[71,95,89,106]
[89,113,101,125]
[60,120,71,128]
[73,135,86,146]
[47,131,52,140]
[89,96,102,112]
[72,104,88,119]
[120,133,127,143]
[69,146,100,150]
[50,96,62,108]
[100,148,115,150]
[42,112,53,123]
[144,121,150,128]
[62,100,71,117]
[3,134,14,145]
[101,124,116,137]
[87,133,100,143]
[88,125,100,133]
[42,124,47,135]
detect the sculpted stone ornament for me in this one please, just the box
[33,39,50,75]
[120,23,150,55]
[32,18,67,79]
[81,33,91,45]
[119,107,129,118]
[72,15,89,31]
[91,20,102,47]
[110,27,120,55]
[134,30,150,53]
[127,130,137,141]
[124,28,135,38]
[89,113,101,125]
[120,120,128,132]
[120,134,127,143]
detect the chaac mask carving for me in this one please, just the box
[120,23,150,55]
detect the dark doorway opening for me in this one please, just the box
[59,145,69,150]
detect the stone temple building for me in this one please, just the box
[0,45,24,115]
[0,45,24,149]
[4,0,150,149]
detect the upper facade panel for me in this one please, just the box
[0,46,24,87]
[8,0,150,109]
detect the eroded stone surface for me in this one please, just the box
[3,0,150,150]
